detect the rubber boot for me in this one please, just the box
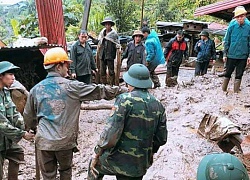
[234,79,241,93]
[8,160,19,180]
[222,77,230,91]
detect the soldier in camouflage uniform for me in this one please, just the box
[0,61,34,180]
[23,47,127,180]
[88,64,168,180]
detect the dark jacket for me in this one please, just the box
[164,37,188,63]
[70,40,97,76]
[122,41,146,69]
[98,28,119,61]
[195,38,216,62]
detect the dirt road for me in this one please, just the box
[9,67,250,180]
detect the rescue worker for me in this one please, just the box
[194,31,216,76]
[98,17,120,85]
[23,47,127,180]
[0,61,34,180]
[70,29,98,84]
[88,64,168,180]
[142,27,165,88]
[164,30,188,87]
[122,30,146,70]
[197,153,249,180]
[223,6,250,93]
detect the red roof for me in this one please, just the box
[194,0,250,21]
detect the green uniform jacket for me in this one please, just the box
[95,88,167,177]
[0,89,25,151]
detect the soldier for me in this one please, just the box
[23,47,127,180]
[0,61,34,180]
[122,30,146,70]
[197,153,249,180]
[88,64,168,180]
[98,17,120,85]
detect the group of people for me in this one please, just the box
[0,7,250,180]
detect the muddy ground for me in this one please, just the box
[4,65,250,180]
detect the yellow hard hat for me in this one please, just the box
[233,6,247,18]
[43,47,72,67]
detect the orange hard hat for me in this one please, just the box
[43,47,72,67]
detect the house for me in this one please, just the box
[194,0,250,22]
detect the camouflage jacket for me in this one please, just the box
[95,88,168,177]
[0,89,25,151]
[23,72,125,151]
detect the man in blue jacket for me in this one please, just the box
[223,6,250,93]
[142,27,165,88]
[194,31,216,76]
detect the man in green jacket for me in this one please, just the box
[0,61,34,180]
[222,6,250,93]
[88,64,168,180]
[70,30,98,84]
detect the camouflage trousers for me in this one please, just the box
[87,158,143,180]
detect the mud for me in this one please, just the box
[4,67,250,180]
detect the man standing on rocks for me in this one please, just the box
[98,17,120,86]
[23,47,127,180]
[88,64,167,180]
[222,6,250,93]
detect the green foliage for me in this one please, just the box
[19,14,39,38]
[10,19,19,36]
[105,0,140,33]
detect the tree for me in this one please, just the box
[105,0,140,33]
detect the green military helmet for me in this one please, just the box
[123,64,152,88]
[197,153,249,180]
[0,61,20,74]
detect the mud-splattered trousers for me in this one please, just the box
[0,89,25,180]
[23,72,126,180]
[88,88,168,179]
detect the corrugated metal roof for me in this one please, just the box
[35,0,67,51]
[0,44,61,52]
[194,0,250,21]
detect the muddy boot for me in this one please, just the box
[101,76,107,84]
[165,73,172,87]
[234,79,241,93]
[222,77,230,91]
[8,160,19,180]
